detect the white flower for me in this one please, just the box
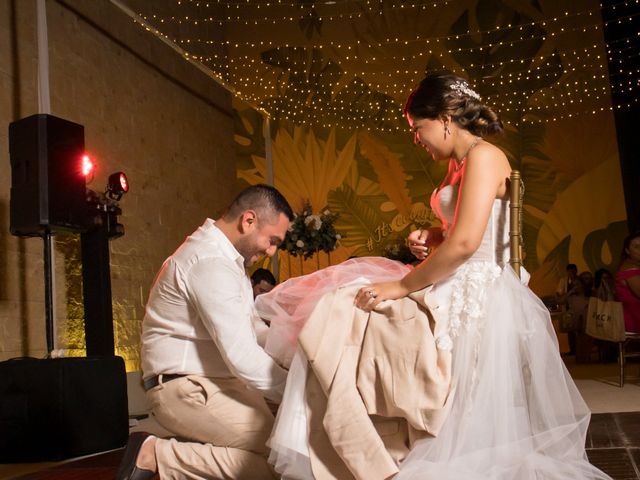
[296,240,305,248]
[304,214,322,230]
[335,234,341,240]
[323,209,331,216]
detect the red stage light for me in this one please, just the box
[107,172,129,200]
[117,173,128,193]
[82,154,95,177]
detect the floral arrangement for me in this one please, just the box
[280,201,342,259]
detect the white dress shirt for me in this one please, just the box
[141,219,287,402]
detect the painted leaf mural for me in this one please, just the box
[238,122,356,212]
[328,184,382,258]
[357,132,413,217]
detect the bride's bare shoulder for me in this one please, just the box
[467,141,510,173]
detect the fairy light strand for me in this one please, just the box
[114,0,640,131]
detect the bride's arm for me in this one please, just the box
[355,145,510,308]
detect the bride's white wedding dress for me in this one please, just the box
[256,184,611,479]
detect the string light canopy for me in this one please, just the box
[114,0,640,131]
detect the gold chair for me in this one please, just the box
[509,170,524,280]
[618,332,640,387]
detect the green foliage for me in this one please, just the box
[280,201,342,259]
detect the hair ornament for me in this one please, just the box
[450,80,481,101]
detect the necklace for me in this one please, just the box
[453,137,481,171]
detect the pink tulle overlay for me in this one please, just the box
[255,257,411,367]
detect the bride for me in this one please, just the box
[256,72,611,479]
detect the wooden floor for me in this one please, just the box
[4,449,124,480]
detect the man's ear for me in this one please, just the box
[240,210,258,233]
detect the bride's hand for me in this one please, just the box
[407,229,430,260]
[354,281,408,312]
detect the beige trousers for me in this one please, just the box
[146,375,277,479]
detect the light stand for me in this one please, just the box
[81,189,125,357]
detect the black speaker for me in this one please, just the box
[0,356,129,462]
[9,114,88,236]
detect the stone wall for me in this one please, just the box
[0,0,236,369]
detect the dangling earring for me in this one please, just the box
[444,124,451,136]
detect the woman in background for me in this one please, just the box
[616,232,640,333]
[593,268,615,301]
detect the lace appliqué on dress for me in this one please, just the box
[447,262,502,414]
[449,261,502,338]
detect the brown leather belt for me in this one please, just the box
[143,373,186,391]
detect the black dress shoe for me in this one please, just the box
[116,431,157,480]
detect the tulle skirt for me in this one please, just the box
[260,258,611,479]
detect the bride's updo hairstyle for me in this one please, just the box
[404,72,503,137]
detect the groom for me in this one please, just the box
[117,184,293,480]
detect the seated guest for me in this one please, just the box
[616,232,640,333]
[556,263,578,305]
[592,267,618,361]
[593,268,615,300]
[578,270,594,297]
[251,267,277,298]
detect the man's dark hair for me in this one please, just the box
[250,268,277,287]
[566,263,578,273]
[224,184,294,224]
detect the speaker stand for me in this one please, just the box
[43,231,55,354]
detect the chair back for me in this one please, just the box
[509,170,524,279]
